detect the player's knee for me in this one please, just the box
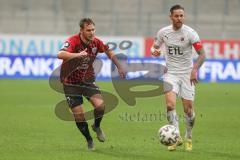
[166,106,175,111]
[166,101,176,111]
[74,113,85,122]
[94,100,105,109]
[94,103,105,113]
[94,104,105,119]
[184,105,193,116]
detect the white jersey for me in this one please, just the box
[155,24,200,74]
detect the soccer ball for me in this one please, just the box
[158,125,179,146]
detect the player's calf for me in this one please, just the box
[93,106,105,128]
[184,112,195,139]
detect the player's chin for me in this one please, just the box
[177,23,183,27]
[88,36,94,41]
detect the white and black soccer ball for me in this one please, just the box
[158,125,179,146]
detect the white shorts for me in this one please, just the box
[163,73,195,101]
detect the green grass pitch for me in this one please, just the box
[0,80,240,160]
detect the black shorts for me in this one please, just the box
[63,82,101,108]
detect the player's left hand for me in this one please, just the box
[118,67,126,79]
[190,68,198,86]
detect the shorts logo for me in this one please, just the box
[180,37,184,42]
[92,47,97,54]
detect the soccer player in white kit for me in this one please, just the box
[151,4,206,151]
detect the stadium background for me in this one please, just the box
[0,0,240,160]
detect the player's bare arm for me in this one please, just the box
[57,48,88,60]
[190,46,206,85]
[105,49,126,79]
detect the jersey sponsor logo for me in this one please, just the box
[75,56,91,70]
[168,46,183,55]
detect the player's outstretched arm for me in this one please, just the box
[57,48,88,60]
[194,48,206,70]
[105,50,126,79]
[191,44,206,85]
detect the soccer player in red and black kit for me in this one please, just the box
[58,18,125,151]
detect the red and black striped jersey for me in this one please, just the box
[60,34,109,84]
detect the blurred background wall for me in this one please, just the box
[0,0,240,39]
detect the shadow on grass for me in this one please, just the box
[92,149,160,160]
[193,149,240,160]
[92,146,240,160]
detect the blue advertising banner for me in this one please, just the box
[198,59,240,82]
[0,55,239,82]
[0,55,62,79]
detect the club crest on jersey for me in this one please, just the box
[180,37,185,42]
[92,47,97,54]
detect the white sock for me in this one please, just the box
[185,112,195,139]
[167,109,180,134]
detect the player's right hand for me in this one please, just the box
[190,68,198,86]
[151,47,161,57]
[77,48,88,57]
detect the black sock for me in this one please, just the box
[75,121,92,141]
[94,107,105,128]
